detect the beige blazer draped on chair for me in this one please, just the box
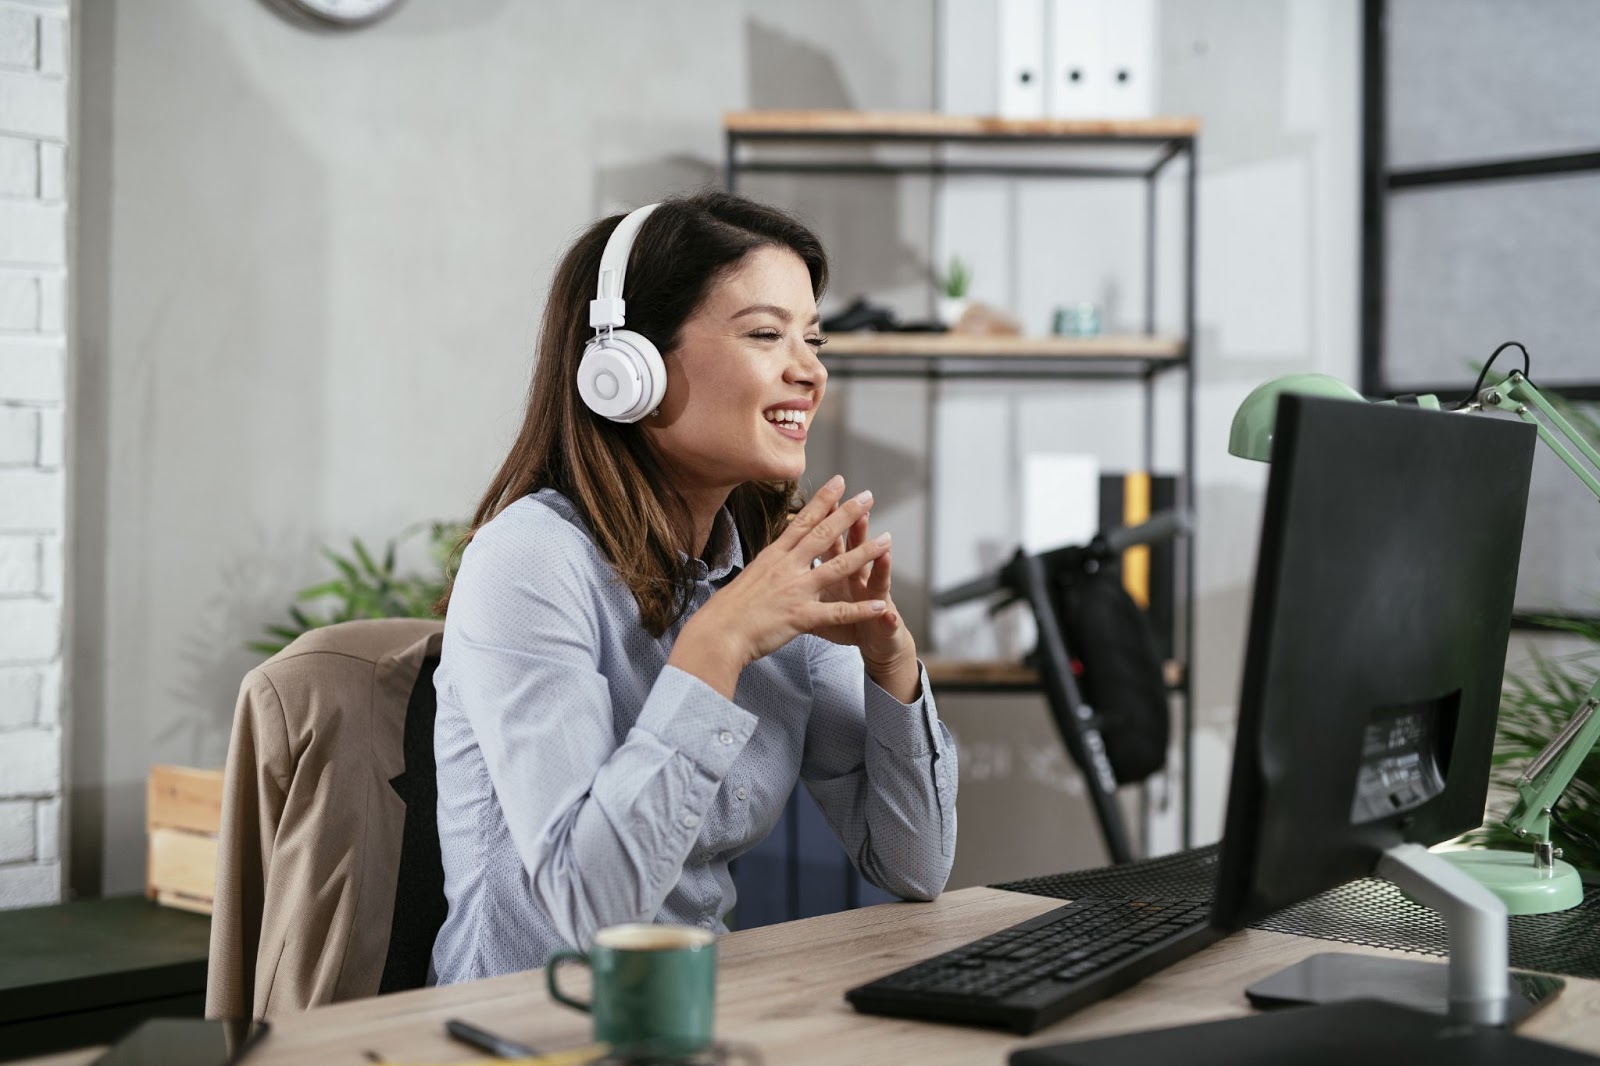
[206,617,444,1019]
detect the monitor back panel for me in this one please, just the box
[1213,395,1536,930]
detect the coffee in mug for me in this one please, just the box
[547,923,716,1060]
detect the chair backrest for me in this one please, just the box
[378,650,446,993]
[207,618,445,1018]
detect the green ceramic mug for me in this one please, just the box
[547,923,717,1060]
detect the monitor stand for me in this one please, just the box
[1245,843,1564,1026]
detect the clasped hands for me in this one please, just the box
[671,474,921,704]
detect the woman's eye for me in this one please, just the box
[750,330,781,341]
[806,336,828,349]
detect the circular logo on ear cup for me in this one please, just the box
[594,370,620,400]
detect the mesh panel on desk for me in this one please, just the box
[992,844,1600,980]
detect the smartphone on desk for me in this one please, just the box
[89,1018,270,1065]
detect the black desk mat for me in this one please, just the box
[993,845,1600,980]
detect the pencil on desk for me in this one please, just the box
[381,1045,607,1066]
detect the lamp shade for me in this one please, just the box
[1228,373,1366,461]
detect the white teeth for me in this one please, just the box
[765,409,806,427]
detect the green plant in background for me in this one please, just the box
[250,521,465,656]
[1469,613,1600,872]
[937,255,972,299]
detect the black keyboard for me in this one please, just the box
[845,897,1221,1034]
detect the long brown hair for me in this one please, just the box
[437,190,830,635]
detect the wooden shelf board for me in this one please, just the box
[821,332,1184,359]
[926,658,1040,686]
[725,110,1201,140]
[926,657,1186,689]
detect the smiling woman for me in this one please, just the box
[427,191,959,984]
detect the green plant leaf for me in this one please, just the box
[252,518,464,658]
[294,580,346,602]
[324,549,362,586]
[352,538,384,581]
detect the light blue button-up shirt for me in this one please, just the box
[431,489,958,983]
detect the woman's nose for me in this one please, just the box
[786,337,827,389]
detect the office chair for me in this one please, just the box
[206,618,445,1018]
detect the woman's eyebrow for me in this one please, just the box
[731,304,821,326]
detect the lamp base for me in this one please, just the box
[1440,849,1585,915]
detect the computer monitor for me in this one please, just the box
[1210,394,1552,1024]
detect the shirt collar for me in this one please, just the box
[536,488,745,585]
[696,506,745,585]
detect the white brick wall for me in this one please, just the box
[0,0,68,909]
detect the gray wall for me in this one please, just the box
[69,0,933,896]
[67,0,1364,899]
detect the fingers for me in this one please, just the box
[825,512,867,572]
[779,474,846,549]
[813,531,891,585]
[808,597,887,631]
[847,512,868,552]
[802,488,875,554]
[779,475,878,561]
[865,544,892,601]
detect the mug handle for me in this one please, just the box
[546,950,593,1013]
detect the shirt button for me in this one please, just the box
[718,731,734,745]
[735,786,748,801]
[681,814,699,829]
[699,917,714,928]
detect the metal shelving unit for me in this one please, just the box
[723,110,1199,917]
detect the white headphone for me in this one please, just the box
[576,203,667,422]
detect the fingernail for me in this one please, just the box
[853,490,873,505]
[826,474,844,491]
[874,532,891,546]
[869,600,887,612]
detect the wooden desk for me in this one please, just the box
[25,887,1600,1065]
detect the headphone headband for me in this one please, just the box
[590,203,661,331]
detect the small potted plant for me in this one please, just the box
[936,255,972,328]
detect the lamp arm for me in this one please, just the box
[1504,681,1600,847]
[1465,371,1600,849]
[1478,371,1600,500]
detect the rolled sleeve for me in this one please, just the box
[801,642,959,899]
[863,661,945,758]
[633,665,758,779]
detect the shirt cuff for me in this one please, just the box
[633,664,759,779]
[863,660,942,758]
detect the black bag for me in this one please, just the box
[1040,560,1170,785]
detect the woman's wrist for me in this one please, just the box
[865,641,922,705]
[668,615,749,701]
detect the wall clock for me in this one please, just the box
[269,0,404,28]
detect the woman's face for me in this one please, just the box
[646,245,828,497]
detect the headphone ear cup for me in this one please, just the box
[576,329,666,423]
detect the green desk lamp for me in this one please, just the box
[1229,353,1600,915]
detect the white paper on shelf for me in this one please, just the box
[1022,453,1100,554]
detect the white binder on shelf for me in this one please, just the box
[1046,0,1104,119]
[1096,0,1157,119]
[1046,0,1157,119]
[998,0,1047,119]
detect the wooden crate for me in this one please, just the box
[146,764,223,915]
